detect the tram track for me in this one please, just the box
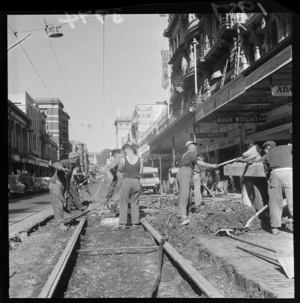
[37,210,223,298]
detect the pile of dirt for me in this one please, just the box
[144,199,261,249]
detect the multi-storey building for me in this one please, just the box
[88,152,98,173]
[34,98,72,159]
[131,103,167,145]
[70,140,89,173]
[8,94,58,176]
[114,116,131,149]
[141,13,292,183]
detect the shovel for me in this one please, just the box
[214,229,277,253]
[244,205,268,228]
[217,145,261,168]
[236,245,294,279]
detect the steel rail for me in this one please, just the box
[140,218,224,298]
[38,217,87,298]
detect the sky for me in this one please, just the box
[7,14,169,152]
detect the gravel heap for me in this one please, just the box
[144,198,262,248]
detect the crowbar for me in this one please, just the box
[214,229,277,253]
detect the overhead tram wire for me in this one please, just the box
[102,14,105,143]
[7,16,99,35]
[42,16,78,111]
[7,23,53,97]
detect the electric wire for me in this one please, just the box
[7,23,53,97]
[43,16,78,110]
[102,15,105,142]
[7,16,98,35]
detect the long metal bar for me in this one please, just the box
[38,218,87,298]
[141,218,224,298]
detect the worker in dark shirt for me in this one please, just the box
[262,142,293,235]
[113,144,143,229]
[177,141,218,224]
[49,152,80,229]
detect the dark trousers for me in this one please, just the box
[66,181,82,210]
[119,178,141,225]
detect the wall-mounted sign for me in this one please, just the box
[271,85,292,96]
[217,116,267,124]
[161,50,169,90]
[195,133,227,138]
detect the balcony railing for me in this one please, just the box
[139,93,205,146]
[199,14,249,59]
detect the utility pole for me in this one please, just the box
[193,38,199,95]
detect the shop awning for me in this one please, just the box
[250,122,292,142]
[195,42,292,123]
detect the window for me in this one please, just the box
[270,19,278,48]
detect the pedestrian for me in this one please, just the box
[262,141,293,235]
[192,153,212,209]
[65,164,86,212]
[177,141,218,225]
[117,143,142,229]
[49,152,80,230]
[108,149,124,217]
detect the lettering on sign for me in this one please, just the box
[195,133,228,138]
[271,85,292,96]
[217,116,267,123]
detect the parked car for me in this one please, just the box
[8,175,26,197]
[19,176,39,194]
[35,177,49,192]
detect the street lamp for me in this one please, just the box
[45,25,64,38]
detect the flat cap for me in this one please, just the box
[68,151,79,159]
[185,141,198,147]
[261,141,276,149]
[122,143,133,150]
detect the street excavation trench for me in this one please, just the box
[9,194,292,298]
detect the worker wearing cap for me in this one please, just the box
[108,149,124,217]
[178,141,218,224]
[262,141,293,235]
[49,152,80,229]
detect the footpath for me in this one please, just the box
[195,227,294,298]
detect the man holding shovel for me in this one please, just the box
[49,152,80,230]
[108,149,124,217]
[177,141,218,225]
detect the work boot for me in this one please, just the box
[271,228,279,235]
